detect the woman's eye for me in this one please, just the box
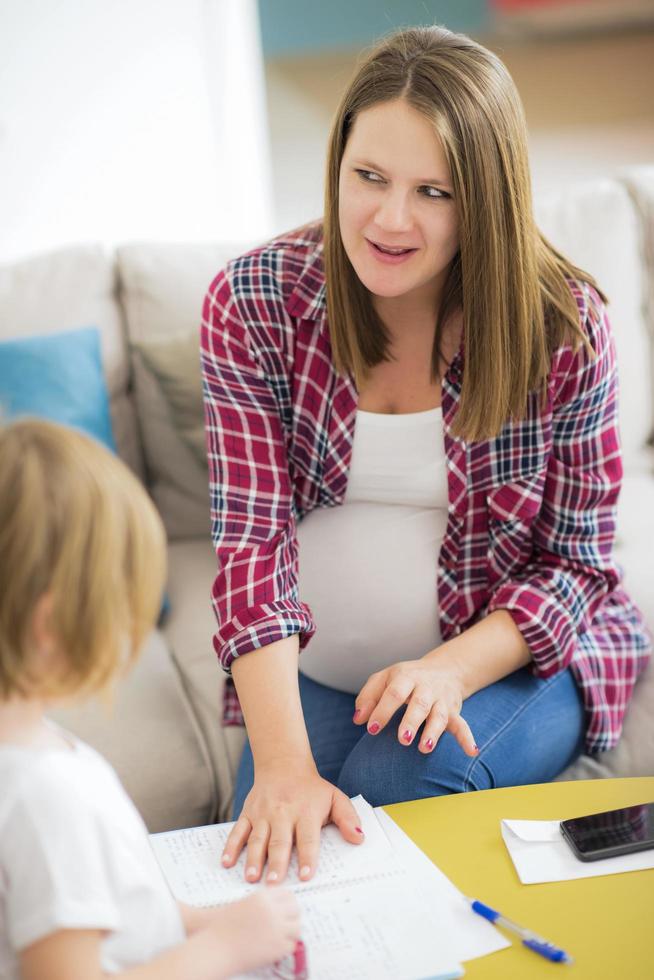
[355,169,384,184]
[420,185,450,200]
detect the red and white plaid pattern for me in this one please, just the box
[201,223,651,753]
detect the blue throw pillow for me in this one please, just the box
[0,326,116,450]
[0,325,170,625]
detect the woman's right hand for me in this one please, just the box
[221,759,364,883]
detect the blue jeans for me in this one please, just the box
[232,666,586,819]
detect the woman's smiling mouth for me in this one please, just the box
[366,239,418,263]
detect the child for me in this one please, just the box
[0,419,301,980]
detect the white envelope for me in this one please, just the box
[501,818,654,884]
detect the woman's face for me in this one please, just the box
[338,98,459,313]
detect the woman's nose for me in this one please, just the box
[375,191,413,233]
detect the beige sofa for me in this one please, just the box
[1,168,653,832]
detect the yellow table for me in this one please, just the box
[384,778,654,979]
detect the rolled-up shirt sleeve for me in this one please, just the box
[487,285,623,677]
[201,267,315,673]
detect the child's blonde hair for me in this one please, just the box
[0,418,167,699]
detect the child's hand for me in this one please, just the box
[211,887,301,976]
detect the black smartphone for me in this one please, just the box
[560,802,654,862]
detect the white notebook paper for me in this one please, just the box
[149,796,502,979]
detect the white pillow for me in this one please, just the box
[534,179,651,467]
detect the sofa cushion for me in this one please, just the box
[0,326,116,449]
[48,629,217,833]
[0,245,144,479]
[117,242,251,539]
[163,538,245,823]
[615,472,654,630]
[620,166,654,439]
[535,179,652,467]
[137,330,207,468]
[0,323,171,624]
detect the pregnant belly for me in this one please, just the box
[296,502,445,693]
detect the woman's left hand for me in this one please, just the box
[353,655,478,756]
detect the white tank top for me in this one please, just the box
[297,407,448,693]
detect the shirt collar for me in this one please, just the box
[283,229,464,386]
[285,236,327,321]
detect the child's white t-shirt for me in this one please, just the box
[0,725,185,978]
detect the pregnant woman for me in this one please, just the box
[200,25,650,887]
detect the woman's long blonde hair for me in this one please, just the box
[0,419,167,699]
[324,26,603,441]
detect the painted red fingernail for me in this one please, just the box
[424,738,434,750]
[353,708,361,721]
[473,744,480,753]
[402,729,413,743]
[368,721,380,734]
[355,826,364,834]
[294,940,307,974]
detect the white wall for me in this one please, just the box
[0,0,273,263]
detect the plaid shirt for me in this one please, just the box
[201,223,651,754]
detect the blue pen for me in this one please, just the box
[467,897,573,964]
